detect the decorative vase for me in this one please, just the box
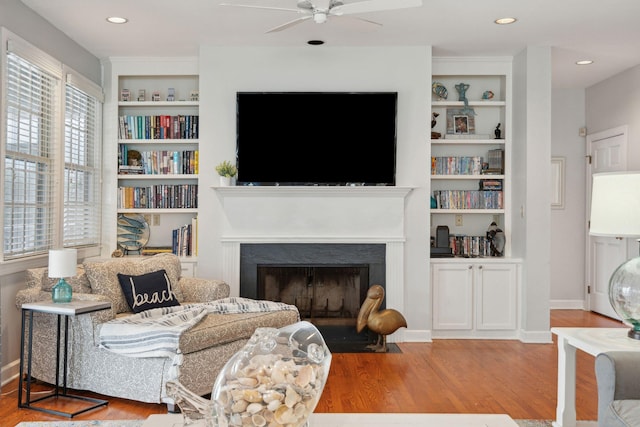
[219,176,231,187]
[52,278,73,303]
[212,321,332,427]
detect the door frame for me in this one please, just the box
[585,125,628,315]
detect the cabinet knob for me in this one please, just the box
[468,265,473,269]
[478,265,483,269]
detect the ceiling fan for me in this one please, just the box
[220,0,423,33]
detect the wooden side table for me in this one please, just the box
[19,300,111,417]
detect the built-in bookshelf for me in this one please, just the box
[430,58,521,339]
[115,73,199,263]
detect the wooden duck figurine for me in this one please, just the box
[356,284,407,352]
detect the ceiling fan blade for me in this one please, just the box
[332,14,382,28]
[331,0,422,15]
[266,15,312,33]
[220,3,301,13]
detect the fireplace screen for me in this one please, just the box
[257,265,368,325]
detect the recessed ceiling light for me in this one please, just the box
[307,40,325,46]
[106,16,128,24]
[576,60,594,65]
[494,17,517,25]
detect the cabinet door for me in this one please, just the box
[475,263,517,330]
[432,264,473,330]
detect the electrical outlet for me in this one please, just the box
[455,214,463,226]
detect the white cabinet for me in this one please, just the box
[432,260,519,338]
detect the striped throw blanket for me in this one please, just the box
[99,297,299,359]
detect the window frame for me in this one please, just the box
[1,29,103,274]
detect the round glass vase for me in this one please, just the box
[52,278,73,303]
[609,256,640,339]
[212,321,332,427]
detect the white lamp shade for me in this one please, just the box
[590,171,640,237]
[48,249,78,279]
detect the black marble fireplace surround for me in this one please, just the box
[240,243,386,344]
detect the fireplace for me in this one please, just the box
[240,243,386,343]
[258,264,368,323]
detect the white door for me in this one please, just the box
[586,126,628,318]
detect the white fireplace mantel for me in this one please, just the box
[214,186,413,342]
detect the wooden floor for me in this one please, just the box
[0,309,624,426]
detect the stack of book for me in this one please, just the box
[172,217,198,257]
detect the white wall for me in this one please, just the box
[197,46,433,337]
[550,89,587,307]
[0,0,100,84]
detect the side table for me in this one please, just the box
[19,299,111,417]
[551,327,640,427]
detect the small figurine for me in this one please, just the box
[431,112,441,139]
[486,221,505,257]
[455,82,476,115]
[494,123,502,139]
[432,82,448,100]
[482,90,495,100]
[455,83,470,103]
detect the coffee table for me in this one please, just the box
[143,413,518,426]
[551,327,640,427]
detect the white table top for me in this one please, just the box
[143,413,518,427]
[551,327,640,356]
[22,299,111,316]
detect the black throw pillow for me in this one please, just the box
[117,269,180,313]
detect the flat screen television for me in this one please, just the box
[235,92,397,186]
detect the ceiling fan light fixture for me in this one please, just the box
[313,12,328,24]
[494,17,517,25]
[106,16,128,24]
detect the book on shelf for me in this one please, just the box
[117,184,198,209]
[118,114,199,140]
[172,218,197,257]
[479,179,503,190]
[448,234,495,257]
[141,246,172,256]
[487,148,505,172]
[432,189,503,210]
[431,156,483,175]
[118,165,144,174]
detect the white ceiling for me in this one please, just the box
[21,0,640,89]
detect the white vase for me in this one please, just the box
[219,176,231,186]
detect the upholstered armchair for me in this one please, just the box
[594,351,640,427]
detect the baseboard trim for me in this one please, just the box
[2,358,20,387]
[550,300,587,310]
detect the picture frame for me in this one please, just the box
[551,157,565,209]
[446,108,475,134]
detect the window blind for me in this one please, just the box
[63,83,101,247]
[3,52,60,259]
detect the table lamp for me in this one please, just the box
[589,171,640,339]
[48,248,77,303]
